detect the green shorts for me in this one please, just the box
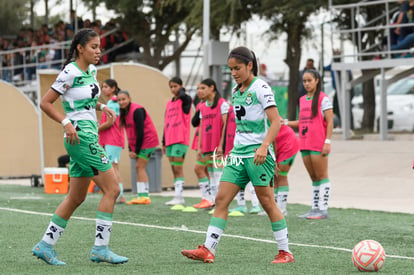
[301,150,329,157]
[220,155,275,188]
[279,154,297,166]
[166,144,188,158]
[138,147,157,160]
[104,145,122,164]
[65,131,112,178]
[196,153,207,166]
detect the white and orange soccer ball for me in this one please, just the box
[352,240,385,272]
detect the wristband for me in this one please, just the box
[324,139,331,144]
[100,104,107,111]
[283,119,288,126]
[61,118,71,127]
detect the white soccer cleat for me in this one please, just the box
[165,197,185,206]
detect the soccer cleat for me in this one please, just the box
[229,205,248,214]
[182,206,198,212]
[257,211,268,216]
[126,197,151,205]
[297,209,318,219]
[249,206,262,214]
[116,196,126,204]
[208,209,215,215]
[307,210,328,220]
[90,246,128,264]
[271,250,295,263]
[181,245,215,263]
[228,210,245,217]
[193,199,215,209]
[165,197,185,206]
[32,240,66,265]
[170,204,185,210]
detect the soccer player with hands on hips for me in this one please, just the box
[117,90,159,205]
[32,28,128,265]
[181,46,294,264]
[162,77,192,206]
[284,69,334,219]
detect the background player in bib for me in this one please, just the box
[117,90,159,205]
[181,46,294,264]
[198,78,229,208]
[272,124,299,215]
[191,84,213,209]
[285,69,333,220]
[162,77,192,206]
[32,29,128,265]
[98,78,125,204]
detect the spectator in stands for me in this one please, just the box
[83,19,91,29]
[259,63,276,83]
[12,39,25,82]
[391,0,414,54]
[70,10,84,31]
[389,1,409,47]
[25,39,39,81]
[1,38,12,82]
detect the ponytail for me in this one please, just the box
[62,28,99,70]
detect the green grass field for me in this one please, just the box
[0,184,413,274]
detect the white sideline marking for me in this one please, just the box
[1,207,413,261]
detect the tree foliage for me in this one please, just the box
[0,0,31,36]
[100,0,259,70]
[258,0,327,120]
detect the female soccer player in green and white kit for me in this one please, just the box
[181,46,294,264]
[32,28,128,265]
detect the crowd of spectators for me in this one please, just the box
[0,11,136,83]
[384,0,414,56]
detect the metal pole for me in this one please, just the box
[379,68,388,140]
[203,0,210,79]
[321,22,325,89]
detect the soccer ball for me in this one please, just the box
[352,240,385,272]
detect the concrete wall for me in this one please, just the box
[0,81,41,177]
[38,63,197,190]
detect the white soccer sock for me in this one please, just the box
[198,177,210,200]
[174,178,184,198]
[236,188,246,206]
[204,225,223,254]
[311,183,320,210]
[94,219,112,247]
[277,191,289,213]
[319,180,331,211]
[41,221,65,246]
[248,182,259,207]
[273,228,290,252]
[137,182,149,197]
[208,171,219,199]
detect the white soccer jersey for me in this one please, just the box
[231,77,276,158]
[51,62,100,122]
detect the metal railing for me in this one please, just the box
[330,0,414,63]
[0,27,134,87]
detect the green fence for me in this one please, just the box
[272,86,288,118]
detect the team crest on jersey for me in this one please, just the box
[100,154,109,164]
[245,93,252,105]
[63,83,70,91]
